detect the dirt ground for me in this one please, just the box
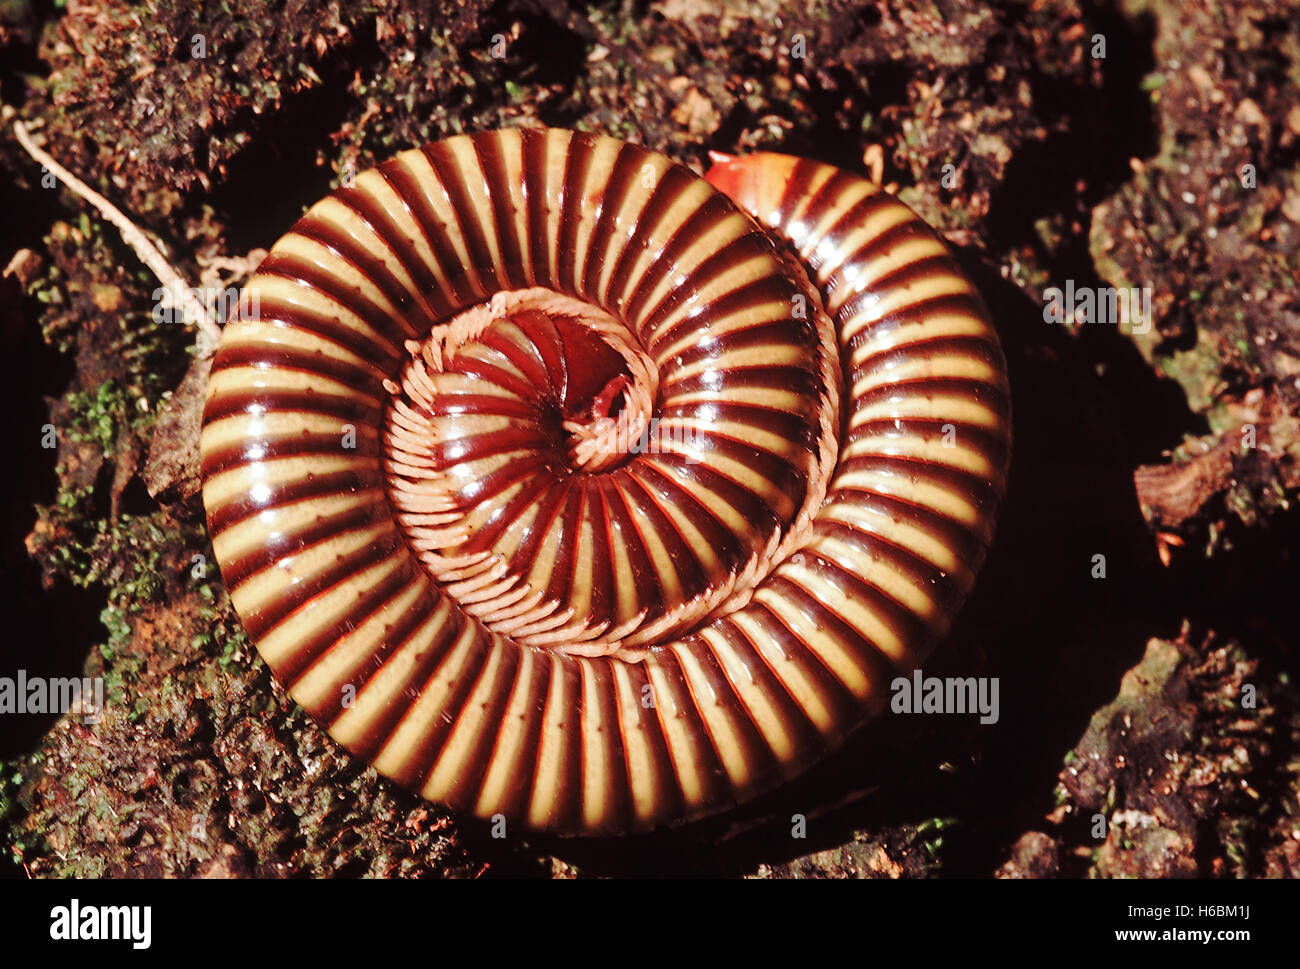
[1,0,1298,878]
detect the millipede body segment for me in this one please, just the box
[199,127,1011,835]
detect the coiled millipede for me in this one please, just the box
[200,127,1011,836]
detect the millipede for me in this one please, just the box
[199,127,1012,835]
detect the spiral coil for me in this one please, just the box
[200,127,1011,834]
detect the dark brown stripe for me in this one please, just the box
[286,219,432,338]
[659,429,805,521]
[798,548,931,659]
[284,562,427,693]
[707,618,823,771]
[623,192,740,334]
[518,127,551,288]
[582,142,644,302]
[842,292,992,349]
[616,471,707,604]
[774,157,821,231]
[510,479,574,587]
[389,623,493,791]
[524,653,584,831]
[848,333,1004,379]
[658,399,819,452]
[478,318,555,392]
[472,132,529,292]
[616,661,686,824]
[604,164,696,316]
[580,659,632,830]
[635,451,780,551]
[649,647,733,811]
[240,527,405,640]
[379,158,477,309]
[826,482,989,564]
[851,375,1010,417]
[204,387,383,429]
[200,429,380,482]
[556,133,598,297]
[439,452,557,524]
[334,184,457,322]
[320,584,447,728]
[347,598,465,762]
[844,415,1010,479]
[626,461,748,574]
[438,640,524,811]
[485,646,551,822]
[576,483,613,621]
[815,518,968,619]
[796,189,898,270]
[821,218,935,302]
[796,168,869,240]
[680,640,779,796]
[596,476,664,624]
[208,336,388,388]
[760,574,900,700]
[745,598,862,741]
[855,251,966,301]
[208,468,384,538]
[220,499,392,589]
[834,453,1004,519]
[538,480,584,609]
[421,141,501,299]
[662,362,823,400]
[661,316,817,375]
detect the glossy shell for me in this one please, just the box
[199,127,1011,835]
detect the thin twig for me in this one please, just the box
[9,114,222,354]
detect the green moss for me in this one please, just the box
[216,620,252,671]
[912,816,958,872]
[65,379,134,451]
[0,765,21,865]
